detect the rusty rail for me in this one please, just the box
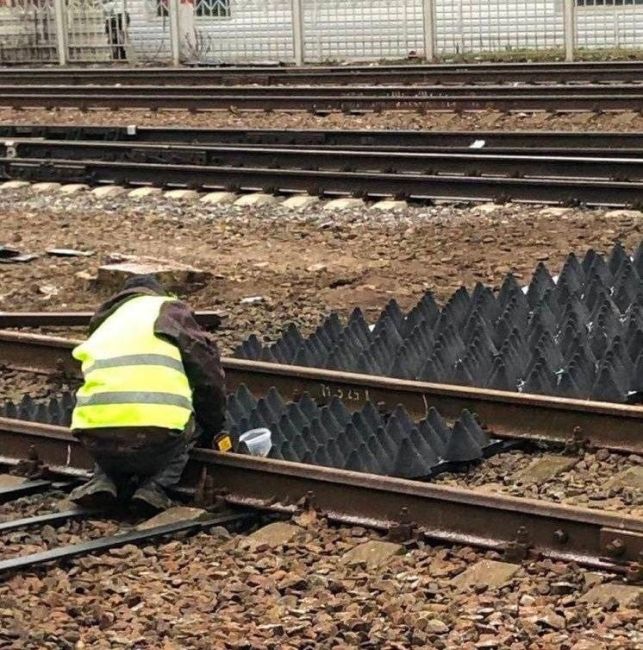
[0,415,640,570]
[0,310,223,329]
[1,330,641,453]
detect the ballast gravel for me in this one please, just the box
[1,107,642,133]
[0,514,640,649]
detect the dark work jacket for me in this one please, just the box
[87,285,226,443]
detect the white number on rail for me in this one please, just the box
[320,384,369,402]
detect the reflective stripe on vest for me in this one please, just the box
[71,295,193,431]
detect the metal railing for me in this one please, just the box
[0,0,640,65]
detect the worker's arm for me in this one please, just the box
[155,301,226,445]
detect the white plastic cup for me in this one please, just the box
[239,428,272,457]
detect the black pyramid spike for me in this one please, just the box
[633,241,643,278]
[313,445,333,469]
[558,368,585,399]
[325,438,345,468]
[459,410,490,448]
[591,363,627,403]
[327,396,352,426]
[392,438,431,479]
[426,407,451,448]
[608,241,628,277]
[527,262,556,309]
[344,447,369,474]
[405,291,440,332]
[443,420,483,463]
[365,434,389,475]
[374,425,400,460]
[558,252,584,294]
[487,356,515,392]
[497,273,523,310]
[233,334,263,360]
[407,428,440,468]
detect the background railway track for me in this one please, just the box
[2,127,643,206]
[3,84,643,112]
[1,61,643,85]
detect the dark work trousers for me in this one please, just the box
[74,416,200,495]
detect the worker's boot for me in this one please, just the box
[131,480,173,515]
[69,469,118,510]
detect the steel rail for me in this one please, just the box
[1,331,641,453]
[0,310,223,329]
[5,84,643,97]
[0,478,52,503]
[0,509,89,534]
[3,157,642,206]
[1,63,642,85]
[2,125,642,151]
[0,510,254,574]
[0,415,640,569]
[2,92,642,112]
[4,139,643,181]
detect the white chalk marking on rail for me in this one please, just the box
[422,393,429,418]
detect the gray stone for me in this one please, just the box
[234,193,279,207]
[32,182,61,193]
[604,209,642,220]
[323,197,365,211]
[607,467,643,491]
[200,191,237,205]
[425,619,449,634]
[246,522,299,548]
[97,256,211,293]
[59,183,89,195]
[281,195,319,210]
[452,560,520,591]
[92,185,126,198]
[540,207,572,217]
[165,189,199,201]
[0,180,30,191]
[580,583,643,608]
[0,474,26,488]
[128,187,162,199]
[342,540,404,567]
[474,203,501,214]
[136,506,209,531]
[514,455,577,484]
[371,199,408,211]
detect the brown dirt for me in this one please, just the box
[0,190,641,355]
[2,107,643,132]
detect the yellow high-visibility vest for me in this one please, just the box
[71,295,193,431]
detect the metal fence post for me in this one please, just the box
[563,0,576,62]
[292,0,305,66]
[52,0,68,65]
[169,0,181,66]
[422,0,436,61]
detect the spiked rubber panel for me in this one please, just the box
[234,242,643,404]
[1,387,491,480]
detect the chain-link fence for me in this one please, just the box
[0,0,641,65]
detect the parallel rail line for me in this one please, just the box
[3,156,642,206]
[2,125,642,151]
[4,139,643,182]
[2,61,643,85]
[1,330,641,453]
[2,88,643,112]
[0,414,641,570]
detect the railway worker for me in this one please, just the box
[68,274,226,513]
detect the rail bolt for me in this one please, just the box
[553,529,568,544]
[605,538,627,558]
